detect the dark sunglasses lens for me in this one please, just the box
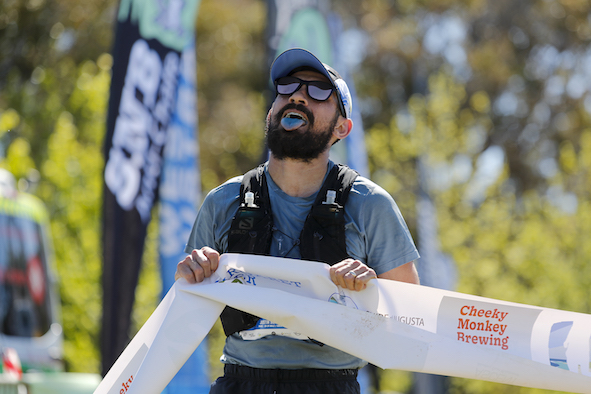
[277,82,300,95]
[276,77,301,95]
[308,84,333,101]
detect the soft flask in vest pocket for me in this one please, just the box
[300,202,348,265]
[227,205,273,255]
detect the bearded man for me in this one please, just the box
[175,48,420,394]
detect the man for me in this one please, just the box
[176,48,420,393]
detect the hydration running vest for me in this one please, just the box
[220,164,358,336]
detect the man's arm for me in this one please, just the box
[378,260,419,284]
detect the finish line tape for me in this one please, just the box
[95,254,591,394]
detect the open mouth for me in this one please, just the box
[281,112,308,131]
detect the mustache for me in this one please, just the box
[276,103,315,125]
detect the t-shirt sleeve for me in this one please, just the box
[184,177,241,254]
[346,179,420,276]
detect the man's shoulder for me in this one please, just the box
[203,175,243,204]
[350,175,391,201]
[204,163,269,202]
[221,175,244,188]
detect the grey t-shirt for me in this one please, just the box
[185,161,419,369]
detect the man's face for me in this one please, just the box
[266,70,340,162]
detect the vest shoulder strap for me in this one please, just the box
[313,164,358,207]
[240,165,269,209]
[300,164,358,264]
[226,165,273,255]
[222,165,272,337]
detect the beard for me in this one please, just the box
[266,103,339,162]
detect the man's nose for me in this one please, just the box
[289,85,309,106]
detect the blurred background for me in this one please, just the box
[1,0,591,393]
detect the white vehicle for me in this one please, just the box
[0,169,99,393]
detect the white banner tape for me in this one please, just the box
[95,253,591,394]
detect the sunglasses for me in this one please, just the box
[274,76,335,101]
[275,76,346,117]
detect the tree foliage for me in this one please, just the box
[1,0,117,372]
[195,0,267,191]
[337,0,591,392]
[1,0,591,393]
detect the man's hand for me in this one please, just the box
[329,258,377,291]
[175,247,220,284]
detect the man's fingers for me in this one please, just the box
[346,269,364,291]
[190,247,220,278]
[353,270,375,291]
[176,259,198,284]
[175,247,220,284]
[331,266,349,289]
[202,247,220,273]
[329,259,376,291]
[191,249,211,278]
[329,259,353,285]
[332,264,356,290]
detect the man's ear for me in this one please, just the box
[333,117,353,140]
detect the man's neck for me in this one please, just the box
[267,154,330,198]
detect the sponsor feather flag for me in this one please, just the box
[101,3,204,393]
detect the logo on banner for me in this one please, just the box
[437,297,542,357]
[218,268,303,289]
[457,304,510,350]
[328,291,359,309]
[391,315,425,327]
[119,375,134,393]
[217,269,257,286]
[105,39,180,222]
[107,344,148,394]
[548,321,573,370]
